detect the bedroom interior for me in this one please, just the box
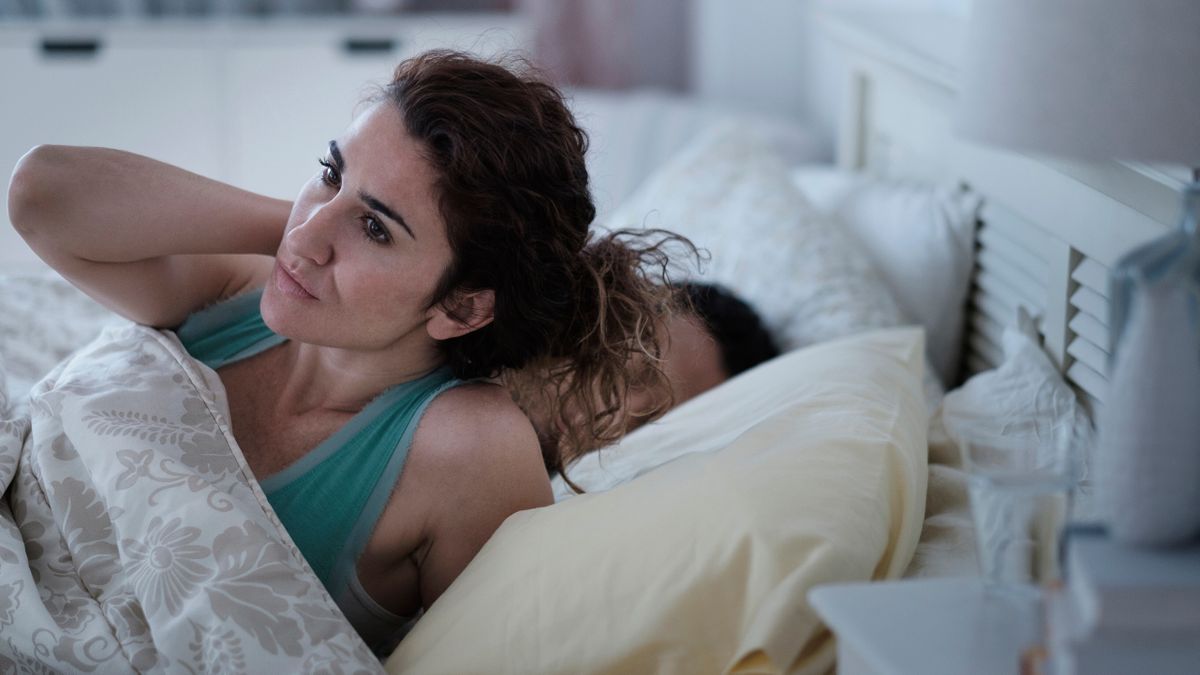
[1,1,1198,674]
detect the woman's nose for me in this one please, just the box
[284,203,338,266]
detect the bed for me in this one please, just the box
[0,6,1185,675]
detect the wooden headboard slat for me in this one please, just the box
[1070,259,1111,297]
[819,7,1177,403]
[977,226,1049,280]
[1067,337,1109,377]
[1069,287,1110,325]
[1067,361,1109,404]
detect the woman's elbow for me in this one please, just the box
[8,144,66,236]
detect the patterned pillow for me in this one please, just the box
[601,122,904,351]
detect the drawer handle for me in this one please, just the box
[342,37,397,55]
[41,38,103,58]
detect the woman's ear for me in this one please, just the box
[426,289,496,340]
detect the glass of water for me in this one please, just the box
[960,426,1084,596]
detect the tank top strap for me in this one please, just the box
[174,287,285,370]
[330,375,467,598]
[262,368,466,593]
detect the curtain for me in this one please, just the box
[520,0,691,91]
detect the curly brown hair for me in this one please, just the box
[380,51,695,491]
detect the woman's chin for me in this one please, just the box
[259,287,298,338]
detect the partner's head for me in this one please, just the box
[676,282,780,383]
[262,51,597,378]
[625,282,780,427]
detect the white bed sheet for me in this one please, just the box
[0,272,122,406]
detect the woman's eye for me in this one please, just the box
[317,158,340,187]
[362,216,390,244]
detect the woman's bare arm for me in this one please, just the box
[7,145,291,327]
[406,385,552,608]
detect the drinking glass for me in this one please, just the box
[959,426,1084,596]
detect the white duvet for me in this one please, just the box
[0,315,382,672]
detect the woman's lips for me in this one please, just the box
[275,262,318,300]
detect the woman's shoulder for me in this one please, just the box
[399,380,552,604]
[414,381,541,469]
[406,380,550,515]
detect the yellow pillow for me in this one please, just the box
[386,328,929,675]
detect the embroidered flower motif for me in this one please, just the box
[114,449,155,491]
[189,621,246,674]
[124,517,213,615]
[178,432,238,477]
[6,647,59,675]
[105,591,152,643]
[0,581,22,628]
[180,397,216,433]
[44,588,93,633]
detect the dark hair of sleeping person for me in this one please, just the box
[532,281,780,472]
[677,281,781,378]
[612,282,779,435]
[384,52,696,492]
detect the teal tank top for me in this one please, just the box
[174,287,462,654]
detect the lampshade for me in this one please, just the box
[955,0,1200,165]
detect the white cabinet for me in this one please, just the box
[0,28,227,273]
[0,31,224,176]
[0,14,529,273]
[223,35,398,201]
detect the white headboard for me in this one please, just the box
[817,8,1187,413]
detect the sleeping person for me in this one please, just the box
[514,280,781,486]
[648,281,781,411]
[8,51,689,654]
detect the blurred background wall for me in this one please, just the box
[0,0,969,132]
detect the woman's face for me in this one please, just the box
[261,101,455,352]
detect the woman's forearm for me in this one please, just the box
[8,145,290,261]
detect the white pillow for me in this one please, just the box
[602,123,905,352]
[569,88,828,223]
[791,166,982,385]
[907,311,1096,579]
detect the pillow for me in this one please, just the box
[386,328,929,675]
[790,166,982,385]
[601,122,905,352]
[906,310,1095,579]
[568,88,828,223]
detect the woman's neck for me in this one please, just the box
[270,338,444,417]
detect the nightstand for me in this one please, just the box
[1044,527,1200,675]
[808,577,1042,675]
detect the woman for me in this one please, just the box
[8,51,683,654]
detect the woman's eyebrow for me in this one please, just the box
[361,192,416,240]
[328,140,417,240]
